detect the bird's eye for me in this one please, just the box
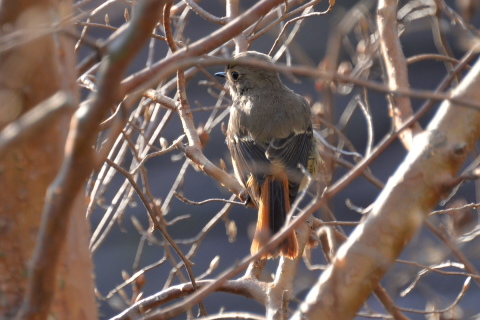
[231,71,240,81]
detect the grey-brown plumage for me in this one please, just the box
[216,51,316,259]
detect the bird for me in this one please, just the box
[215,51,317,259]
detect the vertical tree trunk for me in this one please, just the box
[0,1,97,318]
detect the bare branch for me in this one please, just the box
[425,220,480,285]
[227,0,248,52]
[174,192,245,206]
[397,277,471,315]
[16,1,169,318]
[177,143,248,203]
[270,1,334,58]
[293,55,480,320]
[199,312,266,320]
[377,0,422,150]
[184,0,227,25]
[111,279,267,320]
[0,92,75,159]
[120,0,285,95]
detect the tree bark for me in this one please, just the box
[0,1,97,319]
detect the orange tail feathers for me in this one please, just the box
[251,174,298,259]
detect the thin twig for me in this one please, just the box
[106,158,203,303]
[183,0,227,25]
[425,220,480,286]
[396,277,471,315]
[174,192,245,206]
[75,21,168,42]
[164,2,207,315]
[269,3,334,57]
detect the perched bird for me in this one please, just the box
[215,51,317,259]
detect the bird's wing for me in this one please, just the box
[228,127,312,202]
[266,128,312,200]
[227,134,270,191]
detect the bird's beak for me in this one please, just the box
[214,72,226,78]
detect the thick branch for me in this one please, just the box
[227,0,248,52]
[266,221,311,319]
[377,0,422,149]
[0,92,74,160]
[16,1,168,319]
[111,279,267,320]
[293,58,480,319]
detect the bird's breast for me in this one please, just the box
[230,93,309,142]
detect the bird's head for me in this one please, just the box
[215,51,281,98]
